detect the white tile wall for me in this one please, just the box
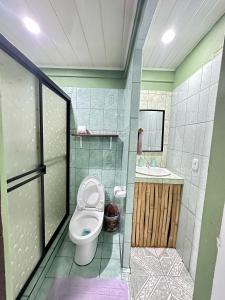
[167,51,222,280]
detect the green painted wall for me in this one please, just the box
[174,13,225,87]
[43,67,175,91]
[193,42,225,300]
[141,69,174,91]
[42,68,126,89]
[142,69,174,82]
[141,81,173,91]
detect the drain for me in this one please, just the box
[82,228,91,236]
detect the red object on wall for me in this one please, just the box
[137,128,143,155]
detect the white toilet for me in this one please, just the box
[69,176,105,265]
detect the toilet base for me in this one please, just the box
[74,237,98,265]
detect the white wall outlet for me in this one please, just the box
[192,158,199,171]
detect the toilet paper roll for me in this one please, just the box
[77,126,87,134]
[114,186,126,198]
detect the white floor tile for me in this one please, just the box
[130,247,194,300]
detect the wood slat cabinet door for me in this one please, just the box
[132,182,182,248]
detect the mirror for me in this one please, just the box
[138,110,165,152]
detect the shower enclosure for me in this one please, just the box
[0,34,70,299]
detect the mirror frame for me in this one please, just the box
[139,109,165,152]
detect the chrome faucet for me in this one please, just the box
[146,159,157,168]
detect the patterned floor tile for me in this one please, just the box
[144,248,158,258]
[131,247,145,258]
[128,281,134,300]
[130,259,150,277]
[131,276,172,300]
[130,252,163,276]
[130,275,149,299]
[130,248,194,300]
[155,248,178,259]
[166,276,194,300]
[131,247,158,259]
[156,248,189,277]
[145,258,164,276]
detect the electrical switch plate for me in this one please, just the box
[192,158,199,171]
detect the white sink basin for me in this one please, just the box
[136,166,171,177]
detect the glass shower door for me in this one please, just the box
[42,85,67,245]
[0,49,43,298]
[0,33,70,299]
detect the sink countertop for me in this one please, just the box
[135,169,184,184]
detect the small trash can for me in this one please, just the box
[104,203,120,232]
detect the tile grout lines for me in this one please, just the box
[153,248,174,299]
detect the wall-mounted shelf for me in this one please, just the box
[70,131,119,149]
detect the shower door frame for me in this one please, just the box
[0,33,70,299]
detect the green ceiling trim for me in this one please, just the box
[141,81,173,91]
[43,68,176,90]
[174,13,225,88]
[48,76,126,89]
[142,69,174,82]
[141,69,175,91]
[42,68,125,89]
[42,68,124,79]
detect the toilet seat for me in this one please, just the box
[77,176,104,211]
[69,176,105,265]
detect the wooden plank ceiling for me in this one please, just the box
[143,0,225,70]
[0,0,138,69]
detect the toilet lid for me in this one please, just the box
[77,176,104,210]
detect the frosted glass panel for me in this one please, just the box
[8,179,42,298]
[42,85,67,244]
[0,49,39,178]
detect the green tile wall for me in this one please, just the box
[62,87,125,214]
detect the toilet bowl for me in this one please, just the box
[69,176,105,265]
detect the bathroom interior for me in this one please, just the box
[1,1,225,300]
